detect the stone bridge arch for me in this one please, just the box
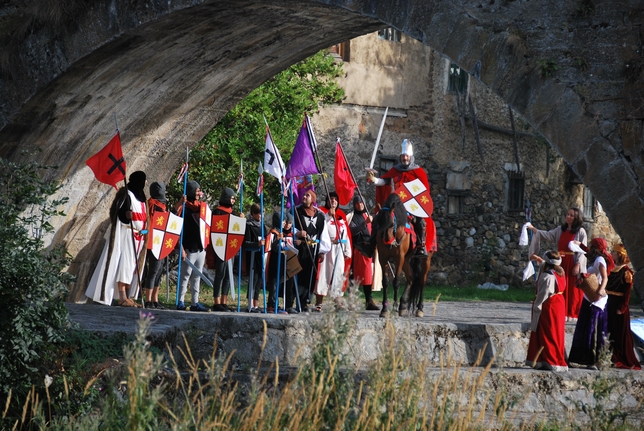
[1,0,643,302]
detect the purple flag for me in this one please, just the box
[286,115,319,179]
[289,174,315,207]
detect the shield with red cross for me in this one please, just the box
[149,211,184,260]
[211,214,247,261]
[199,202,212,249]
[394,178,434,218]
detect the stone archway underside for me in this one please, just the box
[1,0,643,302]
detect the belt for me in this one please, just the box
[558,251,575,255]
[606,290,624,297]
[126,226,146,241]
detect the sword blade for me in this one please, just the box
[369,107,389,169]
[183,258,213,287]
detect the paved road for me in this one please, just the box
[66,300,644,335]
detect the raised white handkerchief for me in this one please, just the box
[568,241,586,254]
[519,222,532,246]
[522,261,535,281]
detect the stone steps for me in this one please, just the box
[67,301,644,426]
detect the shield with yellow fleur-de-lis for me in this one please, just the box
[199,202,212,249]
[211,214,247,261]
[149,211,184,260]
[394,178,434,218]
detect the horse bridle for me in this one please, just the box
[380,207,405,248]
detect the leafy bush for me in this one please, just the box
[538,58,559,78]
[0,158,73,406]
[169,49,345,208]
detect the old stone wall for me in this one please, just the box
[312,32,623,286]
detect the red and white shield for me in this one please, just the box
[199,202,212,249]
[211,214,246,261]
[149,211,183,260]
[394,178,434,218]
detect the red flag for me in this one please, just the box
[86,132,126,189]
[333,140,357,206]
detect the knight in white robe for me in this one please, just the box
[85,171,147,306]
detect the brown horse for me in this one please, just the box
[375,193,433,317]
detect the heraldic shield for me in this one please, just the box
[394,178,434,218]
[149,211,184,260]
[211,214,247,261]
[199,202,212,249]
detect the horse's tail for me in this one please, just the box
[409,258,424,309]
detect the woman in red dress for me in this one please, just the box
[526,251,568,371]
[528,207,587,322]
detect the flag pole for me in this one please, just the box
[115,116,145,308]
[275,181,285,314]
[175,148,189,306]
[290,182,303,312]
[263,118,286,314]
[258,163,267,313]
[237,160,244,313]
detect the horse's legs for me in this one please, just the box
[397,238,413,317]
[392,274,399,312]
[379,255,390,318]
[414,254,433,317]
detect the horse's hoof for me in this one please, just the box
[399,308,408,317]
[379,307,389,318]
[415,309,424,318]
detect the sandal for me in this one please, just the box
[118,298,141,308]
[313,304,323,313]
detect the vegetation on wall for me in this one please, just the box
[168,50,344,209]
[537,58,559,78]
[0,158,73,407]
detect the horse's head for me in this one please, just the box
[375,193,408,247]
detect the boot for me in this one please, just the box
[414,218,428,256]
[363,285,379,310]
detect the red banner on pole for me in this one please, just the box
[86,132,126,189]
[333,140,357,206]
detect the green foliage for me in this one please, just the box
[570,371,630,431]
[168,50,344,209]
[574,56,588,71]
[576,0,595,16]
[6,309,644,429]
[56,329,133,417]
[0,158,73,404]
[537,58,559,78]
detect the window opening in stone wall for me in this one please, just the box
[378,156,396,177]
[507,171,525,212]
[447,191,466,214]
[329,41,350,62]
[378,28,401,42]
[448,63,468,93]
[583,186,595,221]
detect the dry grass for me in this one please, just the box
[4,306,643,430]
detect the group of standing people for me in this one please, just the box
[84,169,385,314]
[525,207,640,371]
[85,171,243,312]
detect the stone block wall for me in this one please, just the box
[312,31,623,287]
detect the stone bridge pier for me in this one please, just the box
[0,0,643,301]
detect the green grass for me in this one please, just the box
[153,277,535,310]
[384,284,535,303]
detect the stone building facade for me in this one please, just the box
[311,30,621,286]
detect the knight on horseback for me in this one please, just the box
[357,139,430,258]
